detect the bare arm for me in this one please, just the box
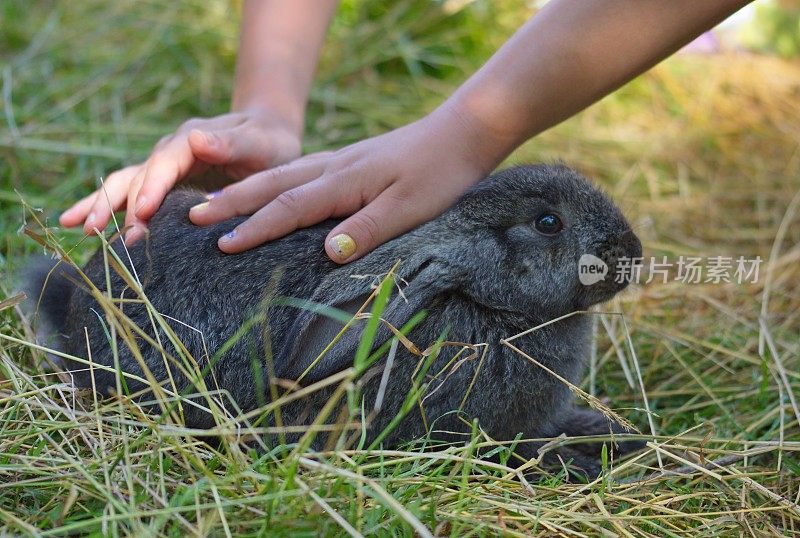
[232,0,338,136]
[448,0,752,167]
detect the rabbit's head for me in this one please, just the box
[284,164,641,380]
[396,164,642,320]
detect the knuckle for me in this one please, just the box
[274,189,302,212]
[266,164,289,180]
[154,135,171,150]
[181,118,203,131]
[325,168,359,195]
[254,165,288,188]
[348,212,381,247]
[385,187,413,208]
[228,112,247,124]
[210,133,232,155]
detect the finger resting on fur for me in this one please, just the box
[190,160,326,225]
[123,171,148,244]
[216,179,338,253]
[325,190,417,263]
[82,172,137,234]
[134,142,196,220]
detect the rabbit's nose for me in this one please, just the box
[622,233,643,259]
[602,234,641,260]
[599,245,626,272]
[596,233,643,286]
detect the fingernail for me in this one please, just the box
[135,196,148,214]
[84,213,96,233]
[191,201,209,212]
[205,190,222,200]
[328,233,356,260]
[219,230,236,243]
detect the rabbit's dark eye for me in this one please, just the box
[534,213,563,235]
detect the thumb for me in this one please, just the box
[187,127,274,171]
[325,192,414,264]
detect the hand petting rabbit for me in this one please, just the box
[28,164,643,474]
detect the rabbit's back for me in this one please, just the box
[60,189,342,425]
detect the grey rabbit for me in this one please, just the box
[28,163,643,475]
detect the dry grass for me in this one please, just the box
[1,1,799,536]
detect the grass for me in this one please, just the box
[2,0,800,536]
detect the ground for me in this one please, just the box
[1,1,799,536]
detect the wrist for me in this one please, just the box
[231,70,307,138]
[231,100,305,141]
[430,97,520,177]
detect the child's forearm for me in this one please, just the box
[445,0,752,168]
[232,0,339,138]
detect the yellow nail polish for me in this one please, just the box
[328,233,356,260]
[191,201,209,212]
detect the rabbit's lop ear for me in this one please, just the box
[280,260,457,384]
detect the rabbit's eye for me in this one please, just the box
[534,213,563,235]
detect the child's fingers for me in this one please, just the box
[80,165,141,234]
[325,188,413,263]
[59,192,100,227]
[215,177,341,254]
[187,127,272,169]
[189,159,327,225]
[123,170,148,245]
[133,136,199,221]
[61,165,139,229]
[186,129,224,162]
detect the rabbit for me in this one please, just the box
[27,163,643,475]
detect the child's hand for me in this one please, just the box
[188,105,509,263]
[59,109,301,243]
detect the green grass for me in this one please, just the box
[2,1,800,536]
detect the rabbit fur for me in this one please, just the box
[27,164,643,474]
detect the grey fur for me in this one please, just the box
[27,164,643,474]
